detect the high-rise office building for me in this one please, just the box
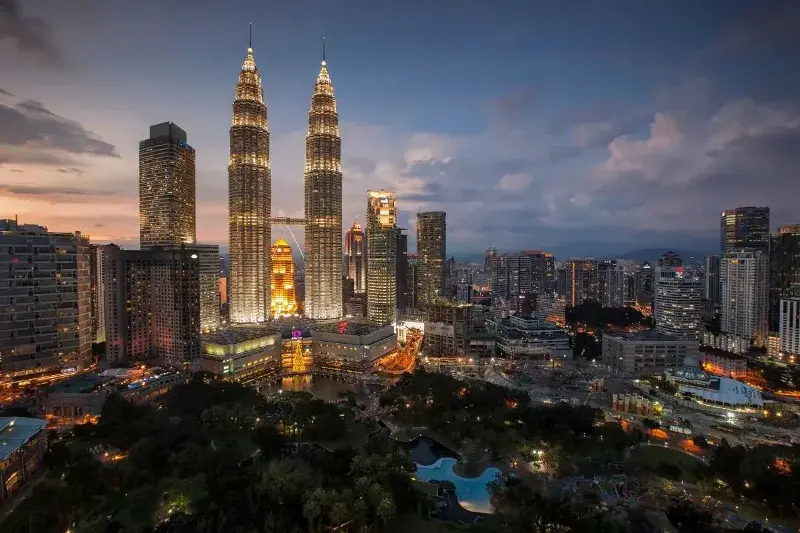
[778,297,800,357]
[90,244,106,344]
[417,211,446,305]
[565,259,598,307]
[103,246,152,364]
[489,254,508,297]
[720,207,770,255]
[229,34,271,323]
[344,222,366,293]
[397,231,409,310]
[0,220,92,379]
[139,122,196,248]
[407,254,419,309]
[769,225,800,332]
[270,238,298,317]
[366,190,398,324]
[304,46,343,320]
[721,251,769,348]
[705,255,721,305]
[653,253,702,340]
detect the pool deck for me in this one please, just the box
[415,457,501,514]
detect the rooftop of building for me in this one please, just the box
[46,373,106,394]
[0,417,47,461]
[312,321,388,336]
[201,325,281,345]
[425,299,473,309]
[699,347,746,360]
[605,330,696,343]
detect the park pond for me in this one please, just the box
[409,436,501,514]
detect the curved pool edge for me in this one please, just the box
[414,457,502,514]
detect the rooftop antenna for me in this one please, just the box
[249,23,252,49]
[322,37,326,65]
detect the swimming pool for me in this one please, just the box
[415,457,501,514]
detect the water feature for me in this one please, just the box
[260,375,355,402]
[409,436,458,465]
[415,457,501,514]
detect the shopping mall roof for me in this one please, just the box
[201,326,281,345]
[312,321,387,336]
[0,417,47,461]
[46,373,106,394]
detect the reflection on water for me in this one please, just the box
[260,375,356,403]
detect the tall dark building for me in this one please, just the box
[705,255,721,305]
[397,231,409,310]
[417,211,446,304]
[139,122,196,248]
[344,221,366,293]
[769,225,800,331]
[721,207,770,255]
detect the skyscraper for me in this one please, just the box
[396,231,409,310]
[344,221,366,293]
[304,43,342,319]
[229,31,271,323]
[704,255,721,305]
[90,244,106,344]
[417,211,446,305]
[565,259,599,307]
[653,253,702,340]
[270,238,298,317]
[769,225,800,331]
[720,207,770,255]
[0,220,91,379]
[721,251,769,348]
[366,190,398,324]
[139,122,196,248]
[598,260,625,308]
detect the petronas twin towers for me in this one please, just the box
[228,32,342,323]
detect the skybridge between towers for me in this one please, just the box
[270,217,307,259]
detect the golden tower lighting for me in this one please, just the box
[270,238,298,317]
[304,39,343,319]
[228,25,271,323]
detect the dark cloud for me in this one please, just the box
[0,87,14,96]
[0,0,61,64]
[0,98,119,161]
[56,167,84,175]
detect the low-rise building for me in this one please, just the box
[312,322,396,375]
[602,330,699,376]
[0,417,47,502]
[495,314,570,362]
[699,349,748,380]
[201,326,282,384]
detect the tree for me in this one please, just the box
[666,500,714,533]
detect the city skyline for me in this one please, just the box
[2,1,800,256]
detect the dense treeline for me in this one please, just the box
[565,300,653,330]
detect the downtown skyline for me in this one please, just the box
[2,0,800,256]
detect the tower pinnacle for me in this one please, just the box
[322,37,326,65]
[249,23,252,49]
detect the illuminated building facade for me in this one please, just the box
[139,122,196,248]
[366,191,399,325]
[304,46,343,320]
[424,300,472,357]
[90,244,106,344]
[270,238,298,317]
[193,244,220,332]
[779,298,800,357]
[345,222,366,293]
[565,259,599,307]
[201,327,281,383]
[229,35,271,324]
[417,211,446,305]
[721,251,768,348]
[720,207,770,255]
[654,254,702,340]
[0,220,92,380]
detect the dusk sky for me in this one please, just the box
[1,0,799,257]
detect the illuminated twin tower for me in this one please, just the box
[228,30,342,323]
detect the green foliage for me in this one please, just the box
[566,300,650,330]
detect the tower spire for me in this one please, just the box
[322,37,326,65]
[249,23,252,49]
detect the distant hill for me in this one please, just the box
[613,248,715,262]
